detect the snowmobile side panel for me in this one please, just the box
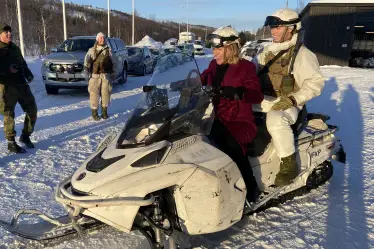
[173,160,245,235]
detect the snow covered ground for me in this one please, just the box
[0,55,373,249]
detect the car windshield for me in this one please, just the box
[116,53,214,149]
[59,39,95,52]
[194,41,202,45]
[128,47,143,56]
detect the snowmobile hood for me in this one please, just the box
[44,51,86,64]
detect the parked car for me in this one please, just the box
[193,40,205,55]
[240,38,273,61]
[149,47,161,59]
[152,45,183,70]
[176,43,194,57]
[161,45,181,54]
[126,46,154,75]
[42,36,128,95]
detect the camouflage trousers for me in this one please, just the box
[0,84,37,140]
[88,75,112,110]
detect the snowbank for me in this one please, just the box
[135,35,162,48]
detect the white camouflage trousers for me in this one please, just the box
[88,74,112,110]
[266,107,300,158]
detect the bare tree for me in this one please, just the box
[3,0,15,26]
[31,0,54,55]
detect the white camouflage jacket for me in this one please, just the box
[253,34,325,112]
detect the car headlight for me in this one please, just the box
[43,60,51,68]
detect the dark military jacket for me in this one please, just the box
[0,41,33,85]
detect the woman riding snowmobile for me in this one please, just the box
[202,27,264,203]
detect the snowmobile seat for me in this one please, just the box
[247,106,308,157]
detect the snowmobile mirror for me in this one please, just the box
[143,85,156,92]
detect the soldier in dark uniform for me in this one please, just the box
[0,24,37,153]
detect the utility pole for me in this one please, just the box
[205,25,207,41]
[62,0,67,40]
[132,0,135,45]
[186,0,189,33]
[16,0,24,56]
[107,0,110,37]
[286,0,288,8]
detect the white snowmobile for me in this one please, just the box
[0,53,346,248]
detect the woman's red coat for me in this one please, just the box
[201,59,264,154]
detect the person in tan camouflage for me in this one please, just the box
[84,32,116,121]
[0,24,37,153]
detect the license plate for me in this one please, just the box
[56,73,74,80]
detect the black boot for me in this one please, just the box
[19,134,35,148]
[246,185,261,204]
[8,139,26,153]
[91,109,100,121]
[101,106,108,119]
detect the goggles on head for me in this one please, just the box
[264,16,300,28]
[207,34,239,48]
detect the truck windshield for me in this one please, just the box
[59,39,95,52]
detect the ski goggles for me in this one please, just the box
[264,16,300,28]
[207,34,239,48]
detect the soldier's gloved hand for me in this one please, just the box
[26,75,34,83]
[271,96,296,111]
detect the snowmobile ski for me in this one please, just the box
[0,209,103,241]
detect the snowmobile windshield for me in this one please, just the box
[117,53,214,149]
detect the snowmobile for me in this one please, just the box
[0,53,346,248]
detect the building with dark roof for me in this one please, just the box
[300,0,374,66]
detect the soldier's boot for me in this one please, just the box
[19,134,35,148]
[101,106,109,120]
[8,138,26,154]
[91,109,100,121]
[275,153,298,187]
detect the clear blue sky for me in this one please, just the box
[69,0,312,31]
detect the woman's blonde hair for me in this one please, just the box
[223,42,240,65]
